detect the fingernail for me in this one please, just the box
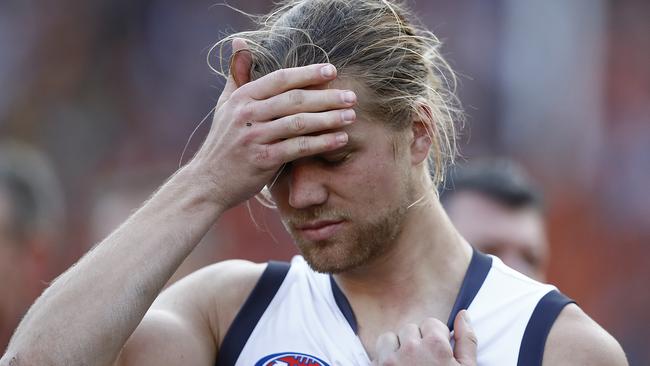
[342,91,356,104]
[321,64,336,78]
[336,132,348,143]
[341,109,356,123]
[462,311,472,324]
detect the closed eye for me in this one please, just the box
[318,152,351,165]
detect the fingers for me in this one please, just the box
[375,331,399,363]
[246,88,357,122]
[374,319,453,365]
[398,323,422,345]
[420,317,450,341]
[259,132,349,168]
[373,316,477,365]
[255,109,356,143]
[453,310,478,366]
[419,317,454,360]
[240,63,338,100]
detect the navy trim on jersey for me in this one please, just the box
[446,249,493,331]
[517,290,575,366]
[328,249,492,334]
[330,276,359,333]
[215,261,291,366]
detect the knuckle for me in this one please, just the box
[273,69,288,85]
[466,331,479,346]
[423,336,452,357]
[297,136,310,154]
[378,331,394,341]
[422,317,443,327]
[289,115,306,133]
[400,339,420,354]
[241,130,258,145]
[253,145,272,165]
[229,87,245,101]
[236,103,254,121]
[288,90,305,105]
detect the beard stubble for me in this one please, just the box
[285,203,408,274]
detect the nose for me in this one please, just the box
[288,159,328,209]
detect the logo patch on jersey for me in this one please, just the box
[255,352,330,366]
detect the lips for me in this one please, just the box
[294,219,345,241]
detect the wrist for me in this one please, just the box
[169,162,228,217]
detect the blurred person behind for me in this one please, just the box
[0,141,65,351]
[440,158,548,281]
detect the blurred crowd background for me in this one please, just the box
[1,0,648,363]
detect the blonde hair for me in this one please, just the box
[210,0,463,189]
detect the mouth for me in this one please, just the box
[294,219,345,241]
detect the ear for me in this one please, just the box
[410,106,433,166]
[230,38,252,87]
[220,38,252,104]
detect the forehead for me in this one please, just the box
[320,78,401,143]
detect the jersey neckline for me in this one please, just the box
[328,248,493,334]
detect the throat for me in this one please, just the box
[331,257,467,359]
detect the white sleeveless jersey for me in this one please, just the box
[215,250,573,366]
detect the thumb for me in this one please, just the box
[220,38,252,102]
[453,310,478,366]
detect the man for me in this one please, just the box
[2,1,626,365]
[0,141,65,351]
[441,159,549,280]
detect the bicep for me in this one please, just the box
[114,259,265,366]
[543,304,628,366]
[115,308,215,366]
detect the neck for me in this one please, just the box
[333,191,473,321]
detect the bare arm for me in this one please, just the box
[543,304,628,366]
[1,165,224,366]
[115,260,266,366]
[1,38,357,366]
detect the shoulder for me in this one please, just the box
[543,303,628,366]
[116,260,269,365]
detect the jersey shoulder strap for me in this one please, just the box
[215,261,291,366]
[517,289,575,366]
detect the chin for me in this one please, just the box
[297,238,366,274]
[287,202,409,273]
[294,226,396,274]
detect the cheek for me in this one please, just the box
[267,173,290,206]
[346,159,406,206]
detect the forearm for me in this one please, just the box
[2,163,223,366]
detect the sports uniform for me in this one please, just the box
[216,249,573,366]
